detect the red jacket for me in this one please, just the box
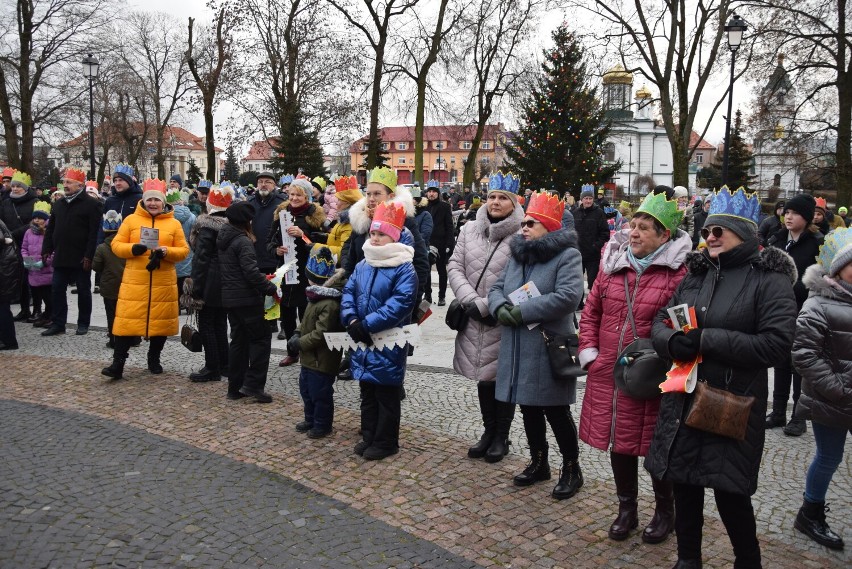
[578,229,690,456]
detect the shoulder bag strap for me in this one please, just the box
[617,273,641,354]
[473,237,505,292]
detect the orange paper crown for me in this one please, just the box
[526,191,565,231]
[62,167,86,183]
[142,178,166,193]
[85,180,99,189]
[334,175,358,192]
[373,200,406,231]
[2,167,16,179]
[815,197,827,211]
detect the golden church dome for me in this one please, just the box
[603,64,633,85]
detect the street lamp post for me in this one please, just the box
[722,14,747,186]
[627,139,633,199]
[81,54,100,181]
[436,141,443,182]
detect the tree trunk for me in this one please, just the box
[413,78,426,186]
[366,44,385,170]
[204,97,216,181]
[671,131,690,188]
[836,73,852,208]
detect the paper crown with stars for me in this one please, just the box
[198,179,213,189]
[368,166,397,191]
[62,167,86,184]
[279,174,294,186]
[706,185,761,225]
[306,245,337,283]
[102,210,123,232]
[818,227,852,274]
[636,190,684,232]
[426,179,440,189]
[487,171,520,194]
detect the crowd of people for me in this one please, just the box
[1,162,851,567]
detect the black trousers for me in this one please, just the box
[0,301,17,348]
[17,265,31,313]
[581,255,601,291]
[772,353,801,408]
[520,404,579,462]
[673,482,761,568]
[360,382,402,451]
[198,305,229,372]
[227,304,271,396]
[31,284,52,317]
[103,297,116,340]
[114,335,165,360]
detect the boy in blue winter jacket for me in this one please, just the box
[341,200,417,460]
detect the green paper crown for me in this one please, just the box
[636,191,684,232]
[368,166,397,191]
[818,227,852,272]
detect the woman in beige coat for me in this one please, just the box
[448,184,523,463]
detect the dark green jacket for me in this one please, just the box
[297,269,346,375]
[92,233,126,300]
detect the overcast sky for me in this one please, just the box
[126,0,749,149]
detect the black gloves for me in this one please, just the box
[347,320,373,346]
[465,302,483,320]
[287,333,301,354]
[145,248,165,272]
[669,329,703,361]
[131,244,148,256]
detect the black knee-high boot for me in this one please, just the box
[469,381,496,459]
[609,452,639,540]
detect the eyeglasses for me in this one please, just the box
[700,226,725,240]
[521,219,541,228]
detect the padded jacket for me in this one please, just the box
[21,226,53,287]
[792,265,852,429]
[189,212,228,307]
[247,191,286,270]
[645,242,798,496]
[42,191,102,267]
[217,222,278,309]
[111,203,190,338]
[98,185,142,244]
[297,270,346,376]
[92,233,124,300]
[767,227,823,309]
[578,229,690,456]
[573,203,610,260]
[0,188,39,244]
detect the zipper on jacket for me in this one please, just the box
[609,273,640,450]
[144,215,157,338]
[474,239,496,381]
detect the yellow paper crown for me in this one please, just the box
[368,166,397,190]
[32,201,51,216]
[11,171,32,186]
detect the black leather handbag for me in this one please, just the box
[541,329,586,380]
[180,308,203,352]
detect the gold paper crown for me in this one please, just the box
[373,200,406,231]
[368,166,397,190]
[142,178,167,193]
[636,191,684,232]
[32,201,51,216]
[62,167,86,183]
[11,171,32,186]
[526,192,565,226]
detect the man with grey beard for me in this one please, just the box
[247,171,286,334]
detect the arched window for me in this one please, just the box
[604,143,616,162]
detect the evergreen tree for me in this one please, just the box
[701,110,757,191]
[269,106,327,177]
[185,158,202,186]
[223,144,240,182]
[506,26,617,197]
[359,136,390,170]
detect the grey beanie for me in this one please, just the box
[580,189,594,199]
[703,214,758,241]
[830,243,852,278]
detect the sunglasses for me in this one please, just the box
[700,226,725,240]
[521,219,541,228]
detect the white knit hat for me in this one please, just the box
[829,243,852,278]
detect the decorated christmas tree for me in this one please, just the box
[506,26,617,196]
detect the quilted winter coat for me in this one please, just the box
[189,212,228,307]
[645,241,798,496]
[20,226,53,287]
[488,229,584,406]
[792,264,852,429]
[111,203,190,338]
[340,242,417,385]
[578,229,690,456]
[448,203,522,381]
[92,234,125,300]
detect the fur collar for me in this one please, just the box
[363,240,414,267]
[305,284,343,299]
[349,187,416,235]
[802,264,852,301]
[474,202,523,242]
[509,228,579,265]
[190,212,227,248]
[271,201,326,230]
[685,244,798,285]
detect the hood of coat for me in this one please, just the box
[190,211,227,248]
[684,241,798,285]
[271,200,327,229]
[802,264,852,301]
[172,203,193,223]
[474,201,523,242]
[349,186,416,235]
[509,228,579,265]
[306,268,347,298]
[216,221,247,251]
[602,228,692,275]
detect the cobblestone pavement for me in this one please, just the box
[2,315,850,568]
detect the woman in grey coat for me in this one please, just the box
[448,186,523,463]
[488,192,584,500]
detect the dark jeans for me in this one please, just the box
[227,304,272,396]
[0,301,17,348]
[673,482,761,568]
[198,305,229,372]
[30,284,52,317]
[581,255,600,291]
[280,301,306,355]
[51,266,92,327]
[427,248,449,301]
[360,382,402,451]
[804,421,851,503]
[520,404,579,462]
[299,367,336,431]
[103,297,116,341]
[772,353,801,410]
[17,266,31,313]
[114,335,165,360]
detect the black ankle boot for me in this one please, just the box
[101,357,126,379]
[148,352,163,374]
[794,499,845,550]
[765,400,786,429]
[513,449,551,486]
[552,460,583,500]
[469,381,496,459]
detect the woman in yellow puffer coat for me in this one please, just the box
[102,181,189,379]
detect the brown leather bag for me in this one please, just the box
[684,380,756,441]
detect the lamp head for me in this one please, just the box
[725,14,747,51]
[81,54,100,78]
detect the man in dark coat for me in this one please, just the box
[99,165,142,244]
[424,182,455,305]
[247,172,286,275]
[573,189,610,290]
[40,169,102,336]
[758,199,786,247]
[692,197,710,248]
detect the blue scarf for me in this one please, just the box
[626,241,670,275]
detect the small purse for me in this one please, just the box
[541,329,586,380]
[180,308,203,353]
[613,274,668,400]
[445,238,504,332]
[684,380,756,441]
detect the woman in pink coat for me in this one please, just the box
[578,187,690,545]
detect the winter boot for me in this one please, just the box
[794,499,845,550]
[513,448,551,487]
[784,401,807,436]
[608,453,638,540]
[764,400,787,429]
[468,381,496,459]
[101,356,126,380]
[147,351,163,374]
[643,477,675,544]
[485,399,515,463]
[552,460,583,500]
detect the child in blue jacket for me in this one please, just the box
[341,200,417,460]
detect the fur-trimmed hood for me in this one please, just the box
[509,228,579,265]
[271,201,326,230]
[803,264,852,301]
[474,201,523,242]
[189,211,227,248]
[306,268,346,298]
[349,186,416,235]
[684,243,798,285]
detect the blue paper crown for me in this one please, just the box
[102,209,122,232]
[220,181,234,191]
[198,179,213,189]
[114,163,134,177]
[488,172,504,191]
[818,227,852,272]
[306,245,336,281]
[707,185,761,224]
[488,171,520,194]
[279,174,294,185]
[581,183,595,194]
[234,186,247,201]
[426,179,440,189]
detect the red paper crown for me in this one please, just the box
[142,178,166,193]
[62,167,86,183]
[2,167,16,179]
[373,200,406,232]
[85,180,99,190]
[207,185,234,209]
[526,192,565,227]
[334,175,358,192]
[815,197,827,210]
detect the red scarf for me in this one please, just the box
[289,202,310,217]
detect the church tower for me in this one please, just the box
[602,64,634,121]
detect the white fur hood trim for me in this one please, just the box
[349,186,416,235]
